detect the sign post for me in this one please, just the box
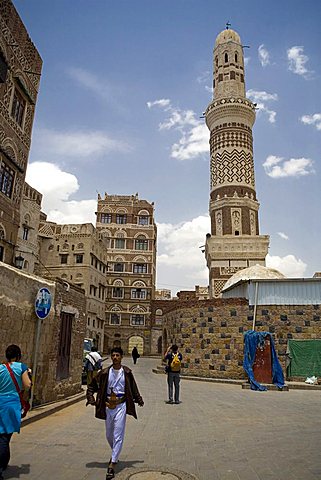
[30,287,52,409]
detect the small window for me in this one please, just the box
[115,238,125,249]
[0,162,15,198]
[116,214,127,224]
[112,287,124,298]
[11,87,26,127]
[235,53,238,63]
[114,263,124,272]
[138,216,149,225]
[101,213,111,223]
[110,313,120,325]
[224,53,228,63]
[133,263,147,274]
[75,254,83,263]
[235,231,239,236]
[135,238,148,250]
[218,73,223,82]
[131,314,145,326]
[131,288,147,300]
[0,52,8,83]
[60,254,68,264]
[240,74,244,83]
[22,227,29,241]
[230,71,235,80]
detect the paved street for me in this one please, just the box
[6,357,321,480]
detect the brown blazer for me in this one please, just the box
[86,364,144,419]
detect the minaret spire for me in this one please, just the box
[205,27,269,298]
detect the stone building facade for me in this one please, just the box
[0,262,86,405]
[205,27,269,297]
[15,182,42,273]
[162,297,321,380]
[0,0,42,266]
[96,192,157,355]
[37,221,108,352]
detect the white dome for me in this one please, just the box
[222,264,285,291]
[215,28,241,47]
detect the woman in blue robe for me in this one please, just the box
[0,345,31,480]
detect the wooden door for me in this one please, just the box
[253,337,272,384]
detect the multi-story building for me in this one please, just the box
[205,26,269,297]
[37,221,108,351]
[155,289,172,300]
[0,0,42,265]
[15,182,42,273]
[96,192,157,355]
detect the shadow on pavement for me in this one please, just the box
[5,463,30,478]
[86,459,144,472]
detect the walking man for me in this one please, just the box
[131,346,140,365]
[164,344,182,404]
[86,347,144,479]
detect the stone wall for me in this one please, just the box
[0,262,86,404]
[162,298,321,380]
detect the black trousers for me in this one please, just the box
[0,433,12,474]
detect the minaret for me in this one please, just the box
[205,26,269,298]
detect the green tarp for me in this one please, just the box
[287,339,321,377]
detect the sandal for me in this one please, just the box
[106,466,115,479]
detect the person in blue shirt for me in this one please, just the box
[164,344,183,404]
[0,345,31,480]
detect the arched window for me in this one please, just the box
[235,53,238,63]
[224,53,228,63]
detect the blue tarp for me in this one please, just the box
[243,330,285,391]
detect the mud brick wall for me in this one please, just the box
[0,263,86,404]
[162,298,321,380]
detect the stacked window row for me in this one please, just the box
[99,213,151,225]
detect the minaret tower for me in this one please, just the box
[205,26,269,298]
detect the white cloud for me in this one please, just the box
[171,124,209,161]
[277,232,289,240]
[26,162,96,224]
[157,215,210,291]
[247,89,278,123]
[258,44,270,67]
[287,46,312,78]
[31,127,128,161]
[147,98,209,160]
[147,99,171,109]
[300,113,321,131]
[263,155,314,178]
[244,57,250,67]
[266,254,307,277]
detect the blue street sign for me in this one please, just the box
[35,287,52,319]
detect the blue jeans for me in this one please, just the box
[0,433,12,474]
[167,372,180,402]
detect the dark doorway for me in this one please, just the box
[157,336,162,354]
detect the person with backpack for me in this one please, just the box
[84,346,102,385]
[164,344,182,405]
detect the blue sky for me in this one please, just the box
[13,0,321,294]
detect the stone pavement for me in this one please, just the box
[6,357,321,480]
